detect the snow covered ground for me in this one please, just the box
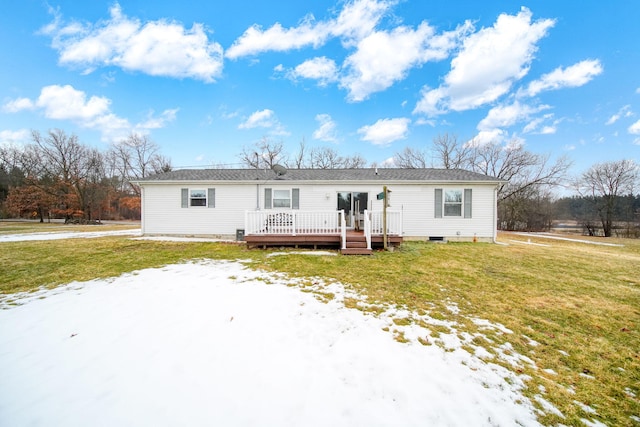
[0,228,141,242]
[0,232,543,426]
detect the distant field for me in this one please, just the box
[0,225,638,426]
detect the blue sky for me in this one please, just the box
[1,0,639,175]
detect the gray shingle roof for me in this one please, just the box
[136,168,501,183]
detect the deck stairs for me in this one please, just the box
[341,231,372,255]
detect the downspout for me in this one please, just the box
[492,184,498,243]
[139,186,145,235]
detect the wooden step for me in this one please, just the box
[341,247,372,255]
[346,241,368,248]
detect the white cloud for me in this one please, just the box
[523,59,603,97]
[539,125,556,134]
[226,19,329,59]
[629,119,640,135]
[35,85,111,120]
[605,105,633,125]
[522,113,555,134]
[341,21,471,101]
[414,7,554,116]
[330,0,392,47]
[357,117,410,146]
[312,114,338,142]
[226,0,391,59]
[42,3,223,82]
[469,129,506,146]
[478,101,548,132]
[1,97,34,113]
[238,109,289,136]
[3,85,177,142]
[135,108,179,130]
[238,109,276,129]
[289,57,339,86]
[0,129,31,145]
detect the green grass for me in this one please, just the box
[1,222,638,426]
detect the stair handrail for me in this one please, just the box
[363,209,372,250]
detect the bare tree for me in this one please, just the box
[342,154,368,168]
[239,137,286,169]
[464,140,572,203]
[574,159,639,237]
[110,133,171,195]
[432,133,472,169]
[393,147,429,168]
[287,139,309,169]
[310,146,344,169]
[27,129,107,220]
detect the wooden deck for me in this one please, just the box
[245,230,402,255]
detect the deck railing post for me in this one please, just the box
[292,211,297,236]
[340,210,346,249]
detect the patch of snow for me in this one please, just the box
[511,232,624,247]
[508,239,551,247]
[0,260,543,426]
[533,395,564,418]
[580,418,607,427]
[522,335,540,347]
[472,318,513,334]
[0,228,141,242]
[573,401,597,415]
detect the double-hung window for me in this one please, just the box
[264,188,300,209]
[181,188,215,208]
[190,189,207,207]
[444,190,463,216]
[435,188,472,218]
[273,190,291,208]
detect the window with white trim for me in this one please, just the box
[444,189,463,216]
[273,190,291,208]
[434,188,472,218]
[181,188,215,208]
[190,189,207,206]
[264,188,300,209]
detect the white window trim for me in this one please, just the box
[181,188,215,208]
[272,189,291,209]
[444,189,463,217]
[190,189,207,207]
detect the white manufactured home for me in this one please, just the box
[134,168,502,254]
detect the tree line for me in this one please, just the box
[1,129,638,237]
[0,129,170,222]
[238,134,639,237]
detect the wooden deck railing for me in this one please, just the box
[245,209,402,250]
[245,210,345,236]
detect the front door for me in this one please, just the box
[337,192,368,228]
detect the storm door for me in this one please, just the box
[337,192,368,228]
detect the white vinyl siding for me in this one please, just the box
[140,182,496,240]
